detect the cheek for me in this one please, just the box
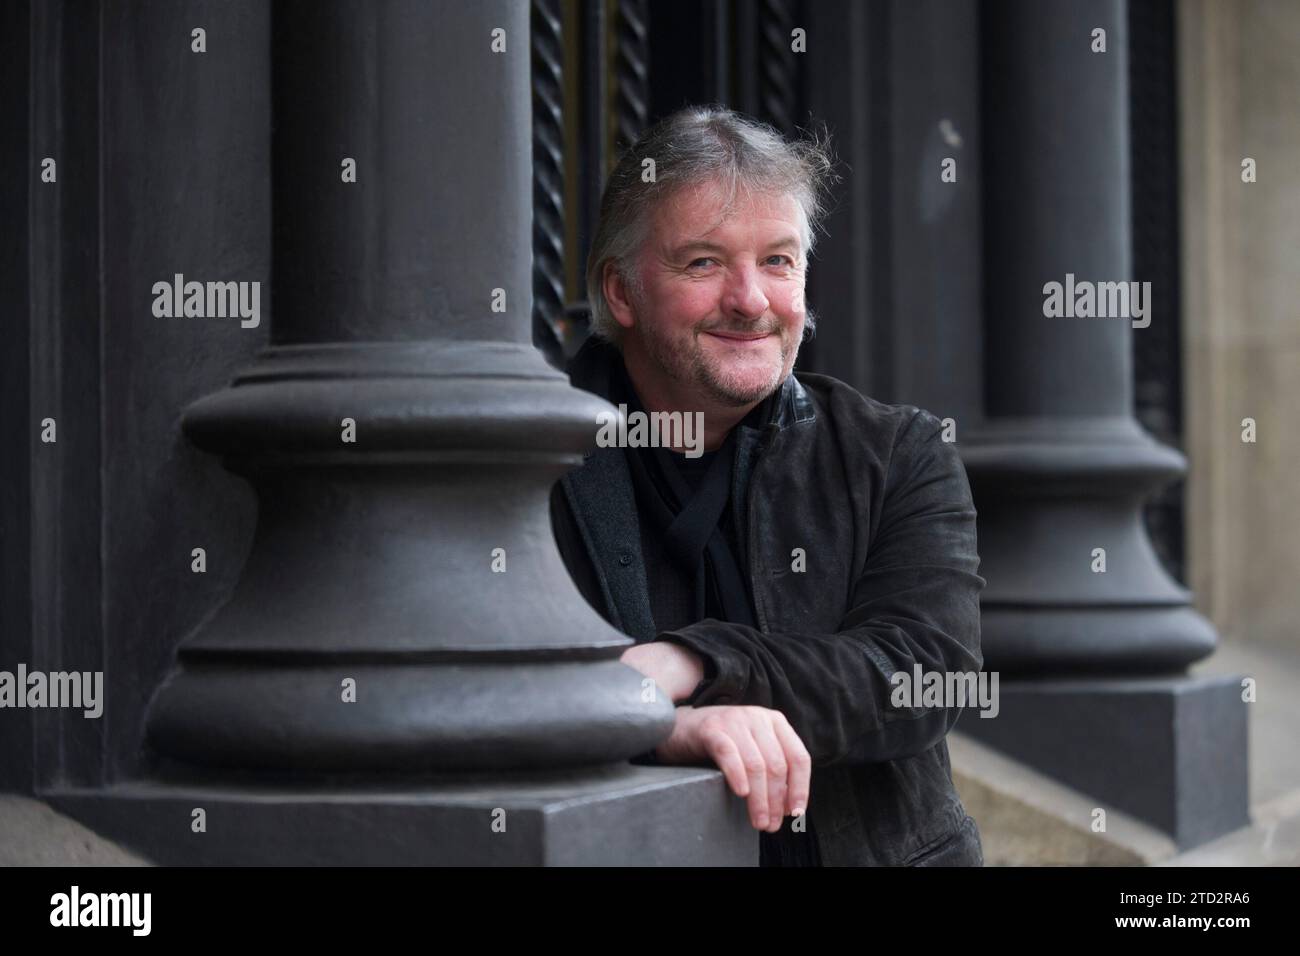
[651,285,717,334]
[675,284,720,317]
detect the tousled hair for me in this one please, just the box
[585,105,840,348]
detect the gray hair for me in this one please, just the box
[585,105,840,348]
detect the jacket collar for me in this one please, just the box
[564,335,816,431]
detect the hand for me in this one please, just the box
[654,705,812,833]
[620,641,706,704]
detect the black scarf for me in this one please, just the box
[610,356,767,629]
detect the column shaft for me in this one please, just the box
[144,0,674,771]
[963,0,1216,672]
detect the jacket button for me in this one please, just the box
[618,553,632,567]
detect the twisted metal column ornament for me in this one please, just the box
[759,0,799,134]
[612,0,649,156]
[532,0,569,368]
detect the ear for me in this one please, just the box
[601,261,639,333]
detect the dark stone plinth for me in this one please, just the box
[47,764,756,866]
[957,673,1250,849]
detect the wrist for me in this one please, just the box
[656,640,707,703]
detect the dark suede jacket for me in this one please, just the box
[549,337,986,866]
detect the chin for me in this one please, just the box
[705,366,783,406]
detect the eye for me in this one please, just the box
[687,257,715,270]
[766,255,795,267]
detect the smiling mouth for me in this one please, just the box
[703,330,773,342]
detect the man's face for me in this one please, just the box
[613,180,808,409]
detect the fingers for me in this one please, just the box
[748,717,789,833]
[731,723,771,831]
[695,706,814,833]
[771,712,812,820]
[698,722,751,801]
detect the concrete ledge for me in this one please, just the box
[0,794,150,866]
[950,731,1179,865]
[44,763,755,866]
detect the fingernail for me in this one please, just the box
[792,807,805,817]
[757,815,768,829]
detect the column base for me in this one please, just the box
[45,764,756,866]
[957,673,1249,849]
[961,415,1216,672]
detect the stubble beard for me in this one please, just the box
[640,318,802,409]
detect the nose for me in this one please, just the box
[720,262,770,320]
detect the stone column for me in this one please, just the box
[69,0,752,864]
[958,0,1247,849]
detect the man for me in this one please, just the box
[550,106,986,866]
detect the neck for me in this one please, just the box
[619,342,762,453]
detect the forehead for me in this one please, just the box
[652,180,802,247]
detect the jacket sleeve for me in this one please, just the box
[654,408,985,768]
